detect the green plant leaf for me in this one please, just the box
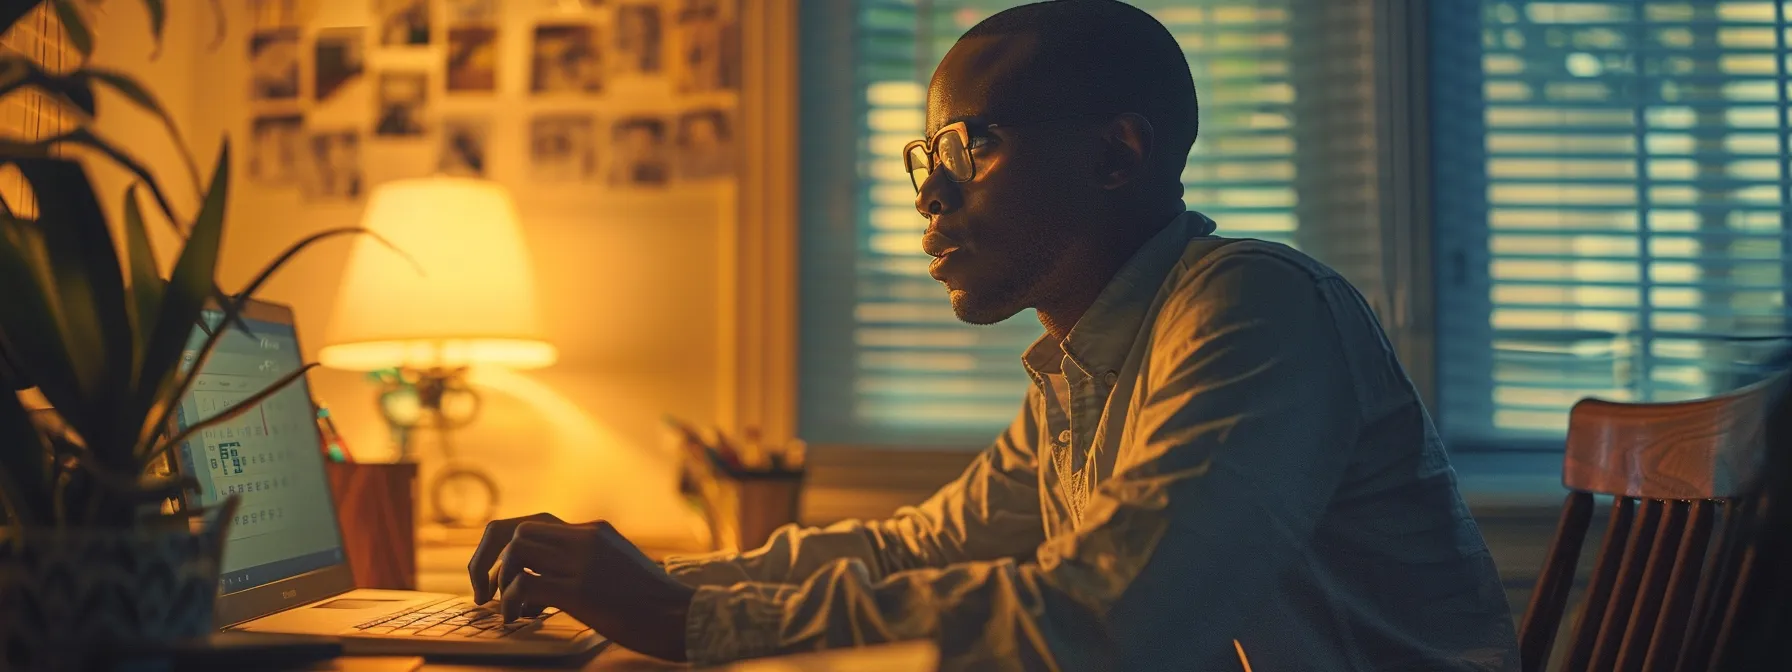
[83,69,201,199]
[136,294,233,451]
[144,363,319,470]
[0,54,96,116]
[0,128,182,234]
[50,0,91,60]
[141,0,165,56]
[0,388,50,527]
[206,0,225,49]
[0,3,41,45]
[132,144,227,453]
[0,212,89,432]
[121,184,161,378]
[16,159,131,445]
[235,227,411,302]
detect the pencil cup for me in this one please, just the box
[324,462,419,589]
[708,470,805,552]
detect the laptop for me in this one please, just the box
[168,299,607,660]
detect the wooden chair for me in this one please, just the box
[1518,371,1787,672]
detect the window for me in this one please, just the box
[799,1,1311,448]
[1432,1,1792,447]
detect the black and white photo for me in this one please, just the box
[376,0,431,46]
[539,0,606,11]
[375,71,428,137]
[530,115,599,182]
[675,108,733,181]
[614,3,664,75]
[251,0,299,29]
[250,29,300,100]
[609,116,670,187]
[532,25,603,94]
[447,26,499,92]
[674,0,724,21]
[314,27,364,102]
[440,118,491,177]
[249,114,304,184]
[302,130,362,200]
[445,0,499,24]
[673,13,738,92]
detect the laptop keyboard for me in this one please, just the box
[352,597,559,639]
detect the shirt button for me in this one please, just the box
[1057,430,1072,444]
[1104,371,1119,385]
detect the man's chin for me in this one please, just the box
[948,289,1026,325]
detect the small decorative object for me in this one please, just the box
[0,3,379,669]
[320,178,557,529]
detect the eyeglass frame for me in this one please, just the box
[901,112,1134,193]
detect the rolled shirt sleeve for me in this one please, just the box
[682,252,1371,669]
[663,397,1048,588]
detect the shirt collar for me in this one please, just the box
[1021,209,1216,379]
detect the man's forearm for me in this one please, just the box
[666,425,1046,588]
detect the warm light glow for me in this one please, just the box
[321,177,557,370]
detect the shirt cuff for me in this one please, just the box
[684,584,789,665]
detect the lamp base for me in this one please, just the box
[371,366,502,528]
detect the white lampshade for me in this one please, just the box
[320,177,557,371]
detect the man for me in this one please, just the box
[467,2,1519,669]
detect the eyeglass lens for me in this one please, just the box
[908,130,973,192]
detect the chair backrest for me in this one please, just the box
[1518,371,1788,672]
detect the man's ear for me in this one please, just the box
[1095,112,1155,190]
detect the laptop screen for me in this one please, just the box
[173,308,346,595]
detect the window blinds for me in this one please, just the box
[1431,1,1792,446]
[799,0,1312,448]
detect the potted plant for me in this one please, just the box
[0,2,380,667]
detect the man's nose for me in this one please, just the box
[914,169,962,218]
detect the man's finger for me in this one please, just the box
[495,536,573,600]
[501,570,579,623]
[467,512,563,603]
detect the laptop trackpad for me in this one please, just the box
[313,598,405,610]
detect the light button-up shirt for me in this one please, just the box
[665,211,1519,671]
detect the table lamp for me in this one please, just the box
[320,176,556,526]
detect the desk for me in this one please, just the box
[419,640,939,672]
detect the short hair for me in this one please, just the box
[960,0,1198,184]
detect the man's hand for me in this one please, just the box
[466,513,697,662]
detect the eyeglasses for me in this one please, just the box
[903,121,982,193]
[902,113,1118,193]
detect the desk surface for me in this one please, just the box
[418,640,939,672]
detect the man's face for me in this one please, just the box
[918,34,1104,325]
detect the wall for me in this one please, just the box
[83,1,720,542]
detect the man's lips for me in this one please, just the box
[928,249,964,285]
[921,231,962,258]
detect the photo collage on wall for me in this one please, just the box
[243,0,742,201]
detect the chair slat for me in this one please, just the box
[1614,500,1689,672]
[1567,497,1638,671]
[1519,491,1596,672]
[1589,499,1665,671]
[1639,500,1715,672]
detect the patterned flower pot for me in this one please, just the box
[0,500,236,671]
